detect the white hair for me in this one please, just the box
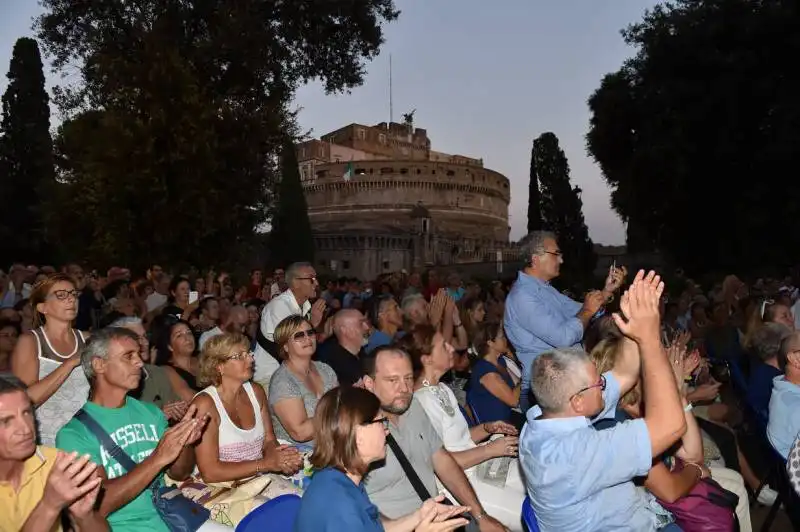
[531,347,591,414]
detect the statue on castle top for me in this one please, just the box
[402,109,416,127]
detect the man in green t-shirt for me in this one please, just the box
[56,327,230,531]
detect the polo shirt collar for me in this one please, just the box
[526,405,591,433]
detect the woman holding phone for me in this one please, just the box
[295,386,470,532]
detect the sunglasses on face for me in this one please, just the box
[292,328,316,341]
[47,289,80,301]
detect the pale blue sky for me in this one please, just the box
[1,0,661,245]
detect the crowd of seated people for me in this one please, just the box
[5,251,800,531]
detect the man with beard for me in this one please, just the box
[362,346,508,532]
[56,328,230,531]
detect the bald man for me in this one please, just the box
[314,309,370,386]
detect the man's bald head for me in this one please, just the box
[227,306,248,328]
[333,309,370,348]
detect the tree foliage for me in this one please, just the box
[0,37,53,265]
[587,0,800,276]
[269,138,314,268]
[533,132,597,286]
[36,0,399,271]
[527,138,543,234]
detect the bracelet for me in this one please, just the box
[255,461,262,475]
[684,403,693,413]
[685,461,705,478]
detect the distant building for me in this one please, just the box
[298,120,520,279]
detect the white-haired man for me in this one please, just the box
[520,271,687,531]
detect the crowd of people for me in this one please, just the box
[1,229,799,531]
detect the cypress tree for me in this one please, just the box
[0,37,54,264]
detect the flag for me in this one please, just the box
[343,161,354,181]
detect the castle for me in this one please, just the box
[297,118,522,279]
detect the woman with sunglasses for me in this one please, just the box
[296,386,470,531]
[269,315,338,445]
[10,273,90,446]
[191,332,303,486]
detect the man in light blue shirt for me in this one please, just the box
[767,331,800,458]
[519,270,687,531]
[504,231,625,410]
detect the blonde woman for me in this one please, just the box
[192,332,302,483]
[268,315,338,445]
[11,273,90,446]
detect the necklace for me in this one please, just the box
[288,360,312,378]
[421,379,455,417]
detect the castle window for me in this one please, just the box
[316,170,328,179]
[380,167,393,175]
[382,260,390,270]
[379,133,386,145]
[416,169,421,175]
[422,219,429,234]
[400,168,408,175]
[343,260,351,270]
[446,170,455,177]
[503,182,508,188]
[357,129,365,140]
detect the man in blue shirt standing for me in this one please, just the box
[504,230,626,411]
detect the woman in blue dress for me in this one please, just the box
[295,386,470,531]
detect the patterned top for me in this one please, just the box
[32,328,90,447]
[199,382,264,463]
[787,432,800,496]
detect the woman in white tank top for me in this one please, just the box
[191,332,303,483]
[10,274,90,447]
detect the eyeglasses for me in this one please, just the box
[226,350,254,361]
[569,374,606,402]
[545,250,563,258]
[362,417,390,430]
[47,289,80,301]
[295,276,318,283]
[292,328,316,341]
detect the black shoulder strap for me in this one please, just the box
[74,408,138,472]
[386,433,432,503]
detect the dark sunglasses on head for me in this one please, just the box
[292,328,316,341]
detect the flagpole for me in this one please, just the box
[389,54,393,124]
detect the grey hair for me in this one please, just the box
[401,293,427,315]
[286,262,313,284]
[108,316,143,329]
[751,323,792,362]
[522,230,558,258]
[531,347,592,414]
[0,372,27,398]
[81,327,141,380]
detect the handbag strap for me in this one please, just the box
[74,408,138,472]
[386,433,432,503]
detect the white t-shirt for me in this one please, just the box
[252,289,310,387]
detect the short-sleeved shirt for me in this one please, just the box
[364,397,443,519]
[268,361,338,445]
[768,375,800,458]
[519,372,659,531]
[0,446,61,532]
[315,338,364,387]
[467,358,515,422]
[131,364,179,408]
[295,468,383,532]
[56,397,170,532]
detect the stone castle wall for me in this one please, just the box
[303,159,511,242]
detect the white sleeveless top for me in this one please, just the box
[200,382,265,463]
[33,328,90,447]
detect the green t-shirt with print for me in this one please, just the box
[56,396,170,532]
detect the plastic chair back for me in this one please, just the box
[236,494,302,532]
[521,496,540,532]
